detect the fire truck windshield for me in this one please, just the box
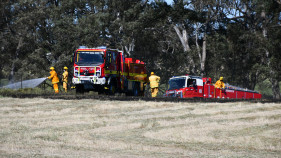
[75,51,104,65]
[168,77,186,90]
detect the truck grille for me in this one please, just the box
[74,66,101,77]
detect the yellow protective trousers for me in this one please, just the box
[53,83,59,94]
[63,82,67,92]
[151,87,158,97]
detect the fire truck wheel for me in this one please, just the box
[76,84,84,94]
[133,82,140,96]
[125,91,131,96]
[108,82,116,95]
[97,90,104,95]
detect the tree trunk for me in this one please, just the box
[173,25,191,52]
[173,25,195,74]
[201,33,207,77]
[269,75,281,98]
[123,39,135,57]
[269,70,281,99]
[9,37,23,82]
[195,29,207,77]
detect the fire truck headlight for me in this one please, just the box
[96,72,101,77]
[74,69,78,77]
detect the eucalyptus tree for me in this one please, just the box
[169,0,230,77]
[225,0,281,98]
[0,0,55,81]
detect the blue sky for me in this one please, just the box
[165,0,173,5]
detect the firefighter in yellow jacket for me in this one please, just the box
[149,72,160,97]
[62,66,68,92]
[48,67,59,94]
[215,77,225,89]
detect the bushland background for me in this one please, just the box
[0,0,280,98]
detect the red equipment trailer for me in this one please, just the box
[72,46,147,95]
[165,75,262,99]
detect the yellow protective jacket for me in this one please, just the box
[214,80,225,89]
[48,70,59,84]
[62,71,68,83]
[149,75,160,88]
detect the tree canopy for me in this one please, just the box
[1,0,280,99]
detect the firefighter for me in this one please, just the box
[215,77,225,89]
[149,72,160,97]
[62,66,68,92]
[47,67,60,94]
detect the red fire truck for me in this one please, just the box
[72,46,147,95]
[165,75,262,99]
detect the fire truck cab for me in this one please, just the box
[165,75,204,98]
[72,46,147,95]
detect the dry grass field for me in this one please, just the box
[0,97,280,158]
